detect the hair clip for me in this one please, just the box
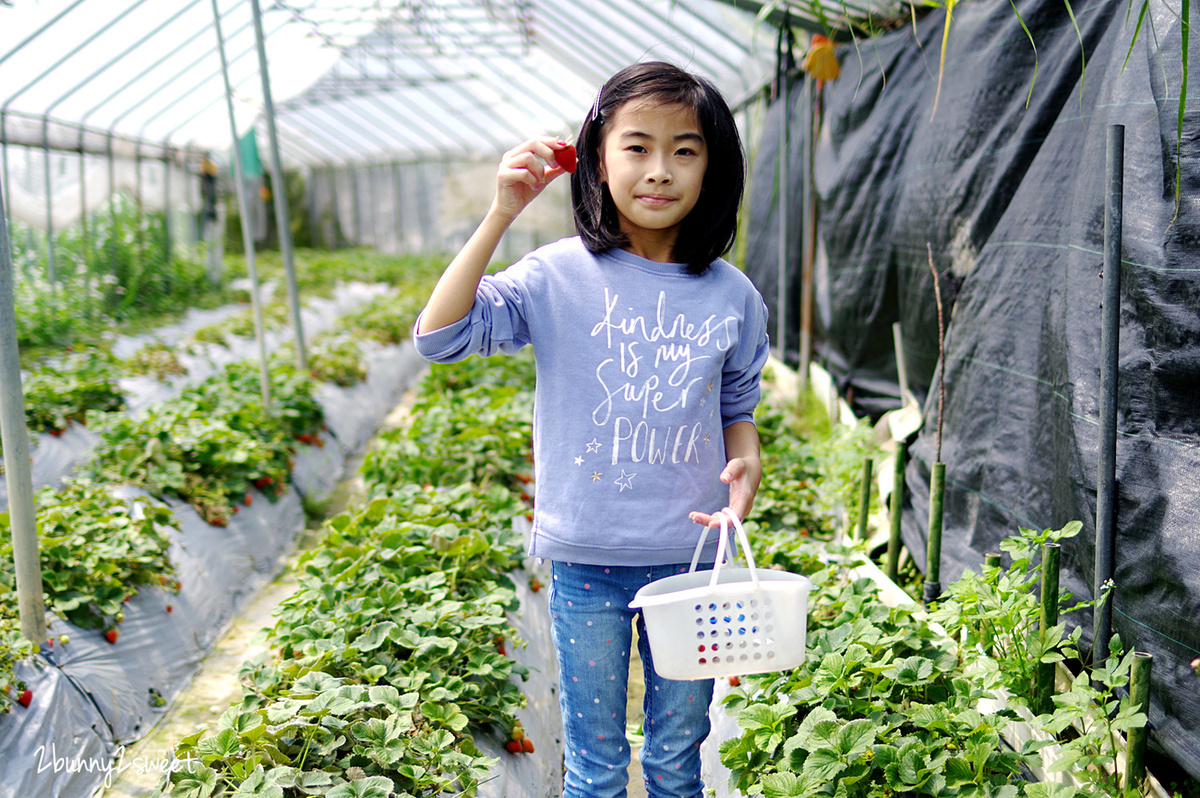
[588,92,604,125]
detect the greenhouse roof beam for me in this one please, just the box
[78,1,239,130]
[672,0,755,56]
[339,97,436,160]
[1,0,153,114]
[596,0,742,76]
[127,14,293,148]
[0,0,89,72]
[103,11,259,142]
[392,54,523,151]
[471,57,575,135]
[273,113,358,165]
[270,117,339,165]
[44,0,206,124]
[360,93,464,161]
[294,102,397,162]
[529,0,632,80]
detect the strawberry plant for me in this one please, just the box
[124,341,189,380]
[334,292,425,347]
[719,543,1031,797]
[281,337,367,387]
[362,353,535,495]
[0,479,179,630]
[158,489,532,796]
[82,357,321,524]
[155,350,538,797]
[0,631,34,714]
[21,348,125,434]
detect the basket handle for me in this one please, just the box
[686,509,761,589]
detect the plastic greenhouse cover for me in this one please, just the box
[744,0,1199,779]
[0,0,772,166]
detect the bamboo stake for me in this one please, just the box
[1125,652,1153,789]
[857,457,873,541]
[1037,542,1061,716]
[885,442,907,582]
[923,244,947,606]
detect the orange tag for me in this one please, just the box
[802,34,840,83]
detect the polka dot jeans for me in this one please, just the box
[550,561,714,798]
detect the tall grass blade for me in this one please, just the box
[1010,0,1039,107]
[1062,0,1087,103]
[1121,0,1150,73]
[931,0,955,120]
[1177,0,1190,206]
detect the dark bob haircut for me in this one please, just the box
[570,61,746,275]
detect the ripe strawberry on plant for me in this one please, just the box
[18,689,32,708]
[522,737,535,753]
[504,740,523,754]
[104,628,119,644]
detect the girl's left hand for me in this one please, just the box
[689,455,762,528]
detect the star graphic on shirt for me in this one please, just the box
[614,470,637,491]
[585,439,602,453]
[705,381,714,394]
[574,456,584,466]
[591,471,602,482]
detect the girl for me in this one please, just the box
[414,61,769,798]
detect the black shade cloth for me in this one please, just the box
[744,0,1200,779]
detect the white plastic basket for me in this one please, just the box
[629,510,814,681]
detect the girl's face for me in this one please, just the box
[598,100,708,262]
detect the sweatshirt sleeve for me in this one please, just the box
[720,291,770,427]
[412,270,533,363]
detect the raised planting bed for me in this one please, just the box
[0,268,435,796]
[151,350,564,798]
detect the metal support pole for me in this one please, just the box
[0,183,46,643]
[1037,541,1061,715]
[775,70,789,359]
[164,156,173,272]
[856,457,873,541]
[923,461,946,605]
[42,125,56,283]
[350,167,361,245]
[250,0,306,372]
[1125,652,1153,789]
[211,0,271,412]
[1094,124,1124,666]
[885,442,907,582]
[393,162,403,253]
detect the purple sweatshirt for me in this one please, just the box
[414,237,770,566]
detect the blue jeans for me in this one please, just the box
[549,561,715,798]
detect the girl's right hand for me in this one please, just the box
[492,137,574,222]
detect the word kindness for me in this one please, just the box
[589,288,738,466]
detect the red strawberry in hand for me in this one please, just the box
[555,144,577,173]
